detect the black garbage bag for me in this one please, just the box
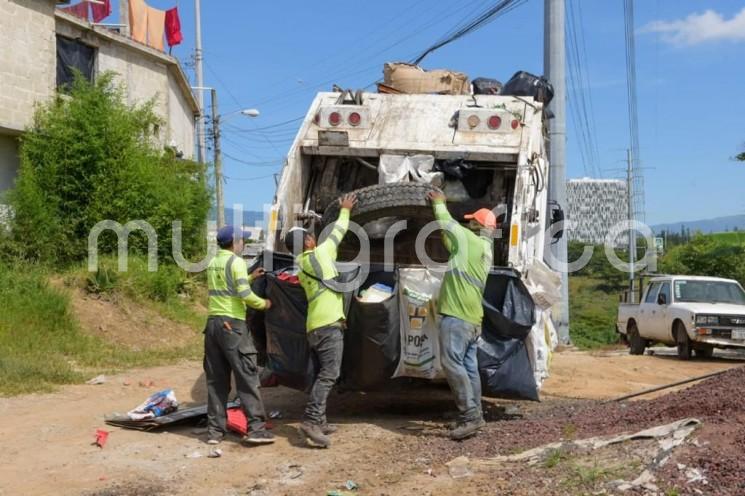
[478,268,538,400]
[246,275,268,366]
[434,158,475,180]
[341,270,400,390]
[263,272,315,391]
[472,77,503,95]
[482,269,535,340]
[502,71,554,104]
[478,334,539,401]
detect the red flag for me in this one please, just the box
[60,1,89,20]
[164,7,184,47]
[90,0,111,23]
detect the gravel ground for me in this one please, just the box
[407,366,745,494]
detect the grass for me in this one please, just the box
[0,258,205,396]
[706,231,745,245]
[563,461,623,492]
[569,276,622,349]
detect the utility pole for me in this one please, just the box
[627,148,637,302]
[119,0,129,36]
[194,0,206,164]
[544,0,570,345]
[211,88,225,228]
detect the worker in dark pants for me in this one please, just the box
[204,225,274,445]
[284,193,357,448]
[427,190,495,440]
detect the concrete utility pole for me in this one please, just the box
[119,0,129,36]
[544,0,570,344]
[627,148,637,302]
[194,0,206,164]
[211,88,225,228]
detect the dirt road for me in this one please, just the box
[0,349,741,496]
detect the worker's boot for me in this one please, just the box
[449,418,486,441]
[300,422,331,448]
[242,429,275,445]
[321,423,338,435]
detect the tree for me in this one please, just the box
[7,73,210,265]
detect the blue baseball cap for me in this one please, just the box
[216,225,251,247]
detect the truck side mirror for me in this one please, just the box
[548,201,564,242]
[657,293,667,305]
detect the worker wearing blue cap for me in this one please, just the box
[204,225,274,446]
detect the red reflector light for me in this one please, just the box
[511,119,520,130]
[487,115,502,129]
[329,112,342,126]
[348,112,361,126]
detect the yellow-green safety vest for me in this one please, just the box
[207,249,267,319]
[297,208,350,332]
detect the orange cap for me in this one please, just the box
[464,208,498,229]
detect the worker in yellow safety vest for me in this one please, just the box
[284,193,357,448]
[204,225,274,446]
[427,190,495,440]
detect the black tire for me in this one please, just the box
[675,322,692,360]
[628,322,646,355]
[694,346,714,359]
[320,183,437,228]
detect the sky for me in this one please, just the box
[117,0,745,225]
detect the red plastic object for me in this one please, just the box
[277,272,300,285]
[226,408,273,435]
[94,429,109,448]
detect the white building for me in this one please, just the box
[0,0,198,194]
[567,178,629,247]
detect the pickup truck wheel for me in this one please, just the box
[675,322,692,360]
[628,323,646,355]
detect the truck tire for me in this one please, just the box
[321,183,437,228]
[675,322,692,360]
[627,322,646,355]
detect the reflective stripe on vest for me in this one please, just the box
[209,255,255,299]
[307,252,327,302]
[446,268,486,291]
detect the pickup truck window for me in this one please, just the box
[644,282,662,303]
[658,282,671,304]
[674,280,745,304]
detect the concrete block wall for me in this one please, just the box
[0,0,56,132]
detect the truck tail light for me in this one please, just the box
[487,115,502,129]
[511,119,520,130]
[348,112,361,126]
[467,115,480,128]
[329,112,342,126]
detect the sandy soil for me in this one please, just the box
[0,348,740,496]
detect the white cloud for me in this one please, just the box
[641,7,745,46]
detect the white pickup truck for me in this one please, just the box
[617,275,745,359]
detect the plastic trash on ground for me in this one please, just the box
[127,388,179,421]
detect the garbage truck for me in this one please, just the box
[251,70,562,400]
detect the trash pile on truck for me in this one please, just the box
[257,62,563,401]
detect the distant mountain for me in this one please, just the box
[653,214,745,235]
[211,208,265,227]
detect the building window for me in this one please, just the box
[56,35,96,90]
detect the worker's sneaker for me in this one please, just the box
[242,430,276,445]
[321,423,338,435]
[299,422,331,448]
[206,434,223,445]
[449,418,486,441]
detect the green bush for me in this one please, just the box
[659,234,745,285]
[7,73,210,266]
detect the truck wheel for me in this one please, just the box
[627,323,646,355]
[321,183,437,228]
[675,322,692,360]
[694,346,714,359]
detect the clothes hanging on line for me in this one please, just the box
[90,0,112,23]
[146,6,166,51]
[128,0,148,44]
[164,7,183,47]
[60,1,89,20]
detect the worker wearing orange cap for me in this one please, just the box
[426,190,495,440]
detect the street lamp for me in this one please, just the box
[192,86,259,229]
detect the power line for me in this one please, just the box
[222,151,285,167]
[224,172,278,182]
[623,0,645,222]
